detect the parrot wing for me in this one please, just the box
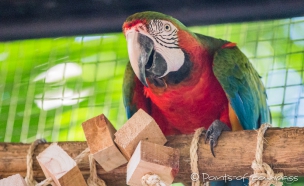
[123,61,151,119]
[212,46,271,130]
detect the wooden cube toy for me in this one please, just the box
[37,143,87,186]
[0,174,27,186]
[82,114,127,172]
[114,109,167,160]
[127,141,180,186]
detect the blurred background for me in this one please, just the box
[0,1,304,144]
[0,1,304,185]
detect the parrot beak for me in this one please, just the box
[126,30,154,87]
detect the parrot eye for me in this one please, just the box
[164,23,171,32]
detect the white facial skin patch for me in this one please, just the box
[126,21,185,79]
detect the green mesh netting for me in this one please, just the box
[0,17,304,143]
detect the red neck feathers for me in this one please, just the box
[142,29,230,134]
[178,29,212,83]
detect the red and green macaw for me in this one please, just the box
[122,11,270,186]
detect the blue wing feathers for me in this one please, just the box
[125,105,132,119]
[211,42,269,186]
[213,46,271,130]
[123,62,137,119]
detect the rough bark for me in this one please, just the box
[0,127,303,185]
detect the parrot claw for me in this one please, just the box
[38,138,47,143]
[204,120,231,157]
[209,139,216,157]
[35,138,47,144]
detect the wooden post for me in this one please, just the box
[127,141,179,186]
[0,174,27,186]
[1,128,304,185]
[36,143,87,186]
[82,114,127,172]
[114,109,167,160]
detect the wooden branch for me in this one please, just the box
[0,127,304,185]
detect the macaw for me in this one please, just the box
[122,11,271,186]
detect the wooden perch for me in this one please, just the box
[0,127,304,185]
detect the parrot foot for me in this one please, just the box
[204,120,231,157]
[37,138,47,143]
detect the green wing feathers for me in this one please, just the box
[212,46,270,129]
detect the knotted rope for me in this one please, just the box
[190,127,205,186]
[74,147,90,164]
[25,139,46,186]
[87,154,107,186]
[141,173,166,186]
[249,124,283,186]
[36,177,53,186]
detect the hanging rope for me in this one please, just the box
[141,173,166,186]
[25,139,46,186]
[249,124,283,186]
[23,124,285,186]
[36,177,53,186]
[190,127,205,186]
[87,154,107,186]
[74,147,90,164]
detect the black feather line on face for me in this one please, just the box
[148,20,179,49]
[154,37,179,49]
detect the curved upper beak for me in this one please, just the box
[126,29,154,87]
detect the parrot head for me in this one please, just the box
[123,11,194,88]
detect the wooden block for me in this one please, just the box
[127,141,179,186]
[82,114,127,172]
[0,174,27,186]
[114,109,167,160]
[37,143,87,186]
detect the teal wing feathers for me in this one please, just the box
[123,62,137,118]
[212,46,271,129]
